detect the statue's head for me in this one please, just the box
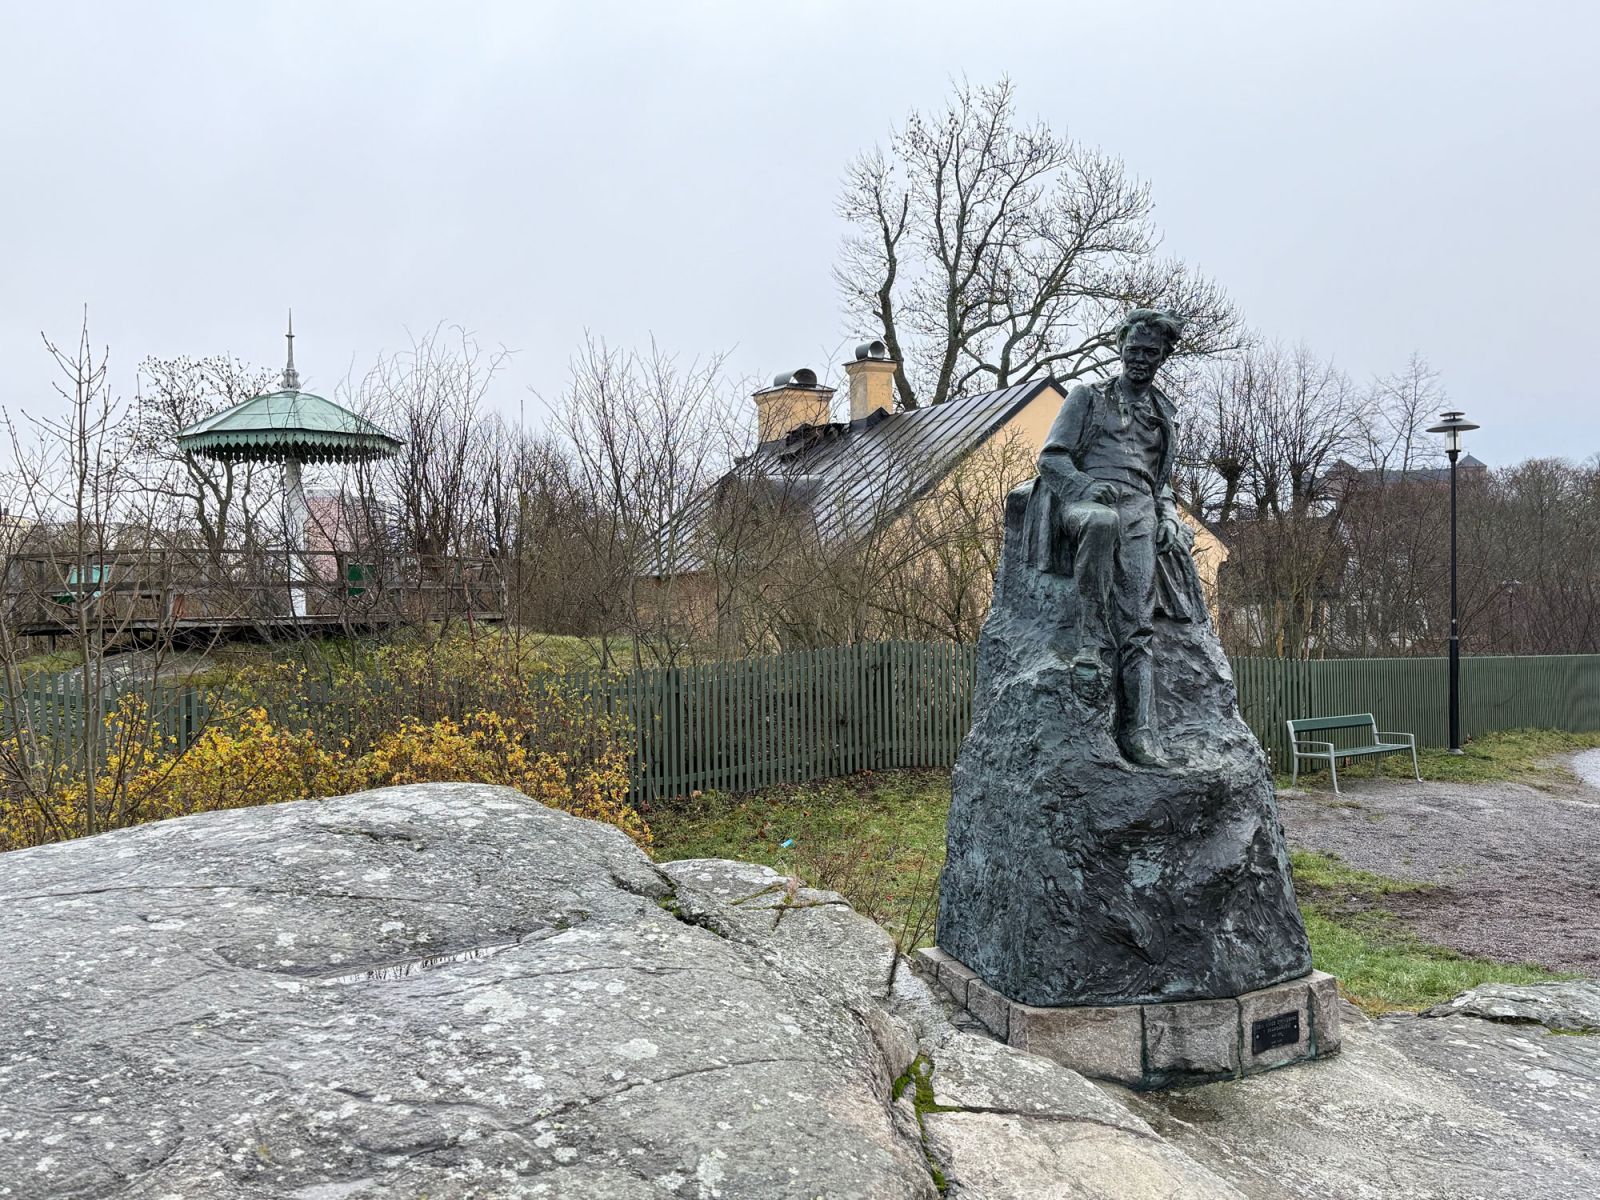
[1115,308,1184,386]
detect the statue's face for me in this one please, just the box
[1119,326,1168,386]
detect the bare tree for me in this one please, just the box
[359,325,511,564]
[555,335,739,665]
[0,313,185,838]
[836,77,1239,410]
[499,431,621,639]
[1454,458,1600,656]
[129,354,279,563]
[1181,343,1371,656]
[1326,356,1451,654]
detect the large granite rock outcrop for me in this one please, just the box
[1424,979,1600,1032]
[0,784,1243,1199]
[938,486,1311,1006]
[1128,1000,1600,1199]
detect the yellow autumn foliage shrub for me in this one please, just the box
[0,636,647,853]
[0,696,352,852]
[357,710,647,848]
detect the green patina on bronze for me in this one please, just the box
[937,307,1314,1008]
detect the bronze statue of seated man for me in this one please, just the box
[1021,308,1195,767]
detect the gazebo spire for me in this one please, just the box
[282,309,300,391]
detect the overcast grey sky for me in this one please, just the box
[2,0,1594,464]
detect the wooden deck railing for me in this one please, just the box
[2,547,506,635]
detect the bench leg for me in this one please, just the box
[1411,745,1421,782]
[1329,756,1340,795]
[1291,754,1299,790]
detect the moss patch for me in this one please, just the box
[891,1054,959,1116]
[889,1056,951,1195]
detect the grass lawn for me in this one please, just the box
[643,771,952,954]
[204,627,644,676]
[1288,849,1568,1013]
[31,628,656,693]
[647,766,1572,1016]
[11,648,86,678]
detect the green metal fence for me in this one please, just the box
[0,676,217,772]
[564,641,974,802]
[574,647,1600,798]
[1234,653,1600,770]
[8,645,1600,802]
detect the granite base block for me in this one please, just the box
[916,946,1341,1090]
[1144,997,1239,1080]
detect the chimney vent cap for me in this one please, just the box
[772,367,820,388]
[854,340,890,361]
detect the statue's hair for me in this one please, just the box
[1115,308,1185,355]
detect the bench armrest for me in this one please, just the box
[1376,731,1416,746]
[1292,739,1336,755]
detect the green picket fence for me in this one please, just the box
[0,676,217,771]
[578,647,1600,798]
[8,645,1600,802]
[1234,653,1600,770]
[564,641,974,803]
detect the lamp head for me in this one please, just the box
[1426,409,1479,456]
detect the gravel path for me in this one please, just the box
[1278,761,1600,973]
[1573,749,1600,789]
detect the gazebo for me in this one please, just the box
[4,319,505,644]
[177,317,401,616]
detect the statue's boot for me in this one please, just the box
[1117,659,1173,767]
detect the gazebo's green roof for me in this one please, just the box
[177,388,402,464]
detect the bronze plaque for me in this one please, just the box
[1251,1011,1300,1055]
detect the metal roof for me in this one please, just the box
[646,377,1061,576]
[176,389,402,464]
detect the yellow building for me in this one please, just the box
[642,343,1226,647]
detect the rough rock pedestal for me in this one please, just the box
[934,482,1325,1086]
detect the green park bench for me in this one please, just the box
[1285,713,1420,794]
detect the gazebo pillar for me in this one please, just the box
[283,457,310,617]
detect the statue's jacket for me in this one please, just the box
[1019,376,1206,623]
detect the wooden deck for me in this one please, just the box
[3,547,506,644]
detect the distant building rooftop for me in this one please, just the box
[646,379,1058,576]
[1327,453,1488,488]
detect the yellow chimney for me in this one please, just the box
[844,340,897,421]
[753,368,834,443]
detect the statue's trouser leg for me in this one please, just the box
[1110,491,1159,745]
[1064,501,1119,663]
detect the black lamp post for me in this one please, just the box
[1500,578,1523,653]
[1426,409,1480,754]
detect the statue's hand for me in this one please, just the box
[1157,516,1193,552]
[1089,481,1118,505]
